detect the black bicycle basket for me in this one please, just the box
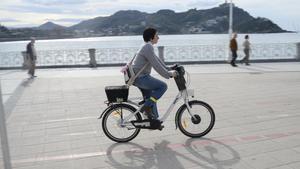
[174,66,186,91]
[105,85,129,103]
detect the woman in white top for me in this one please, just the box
[241,35,251,65]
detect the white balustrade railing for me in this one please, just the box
[249,43,296,59]
[164,44,226,62]
[0,43,299,68]
[37,49,90,66]
[95,47,139,64]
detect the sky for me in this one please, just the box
[0,0,299,31]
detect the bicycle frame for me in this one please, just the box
[120,88,195,126]
[101,65,215,142]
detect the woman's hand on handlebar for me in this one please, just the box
[169,64,179,70]
[168,70,178,78]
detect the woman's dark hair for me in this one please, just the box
[245,35,249,39]
[143,28,157,42]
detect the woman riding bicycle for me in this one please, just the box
[101,29,215,142]
[132,27,177,120]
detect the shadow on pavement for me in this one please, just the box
[21,77,35,87]
[5,77,34,119]
[105,138,240,169]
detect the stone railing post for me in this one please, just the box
[21,51,28,69]
[158,46,165,62]
[296,42,300,60]
[88,48,97,67]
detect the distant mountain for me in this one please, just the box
[70,16,106,30]
[0,22,73,41]
[0,3,288,41]
[235,17,284,33]
[37,21,66,30]
[69,10,148,35]
[70,3,286,35]
[0,24,12,38]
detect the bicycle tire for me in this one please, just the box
[102,103,142,142]
[176,100,215,138]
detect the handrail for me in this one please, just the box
[0,42,298,68]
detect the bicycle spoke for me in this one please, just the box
[102,104,141,142]
[177,101,215,138]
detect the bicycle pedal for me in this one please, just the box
[158,125,164,131]
[127,128,136,130]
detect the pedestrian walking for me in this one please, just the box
[229,33,238,67]
[26,37,37,78]
[241,35,251,65]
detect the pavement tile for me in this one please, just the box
[1,62,300,169]
[271,166,293,169]
[266,149,300,164]
[243,154,282,169]
[288,161,300,169]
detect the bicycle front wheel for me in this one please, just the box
[102,104,142,142]
[176,100,215,138]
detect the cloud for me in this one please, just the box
[0,5,64,14]
[22,0,87,6]
[0,18,20,22]
[235,0,300,31]
[187,0,222,8]
[1,0,299,30]
[50,18,85,23]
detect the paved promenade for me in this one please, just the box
[1,62,300,169]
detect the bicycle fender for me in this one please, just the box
[98,103,137,119]
[98,106,113,119]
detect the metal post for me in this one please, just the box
[296,42,300,60]
[228,0,233,62]
[0,81,12,169]
[229,0,233,37]
[158,46,165,62]
[88,48,97,67]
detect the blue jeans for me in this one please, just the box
[133,74,168,119]
[231,50,238,65]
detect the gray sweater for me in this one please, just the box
[132,43,171,79]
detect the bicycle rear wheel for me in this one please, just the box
[102,104,141,142]
[176,100,215,138]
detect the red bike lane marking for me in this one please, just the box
[12,130,300,164]
[168,130,299,149]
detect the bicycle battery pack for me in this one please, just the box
[131,119,162,130]
[105,85,129,103]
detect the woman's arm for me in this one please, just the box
[143,44,171,79]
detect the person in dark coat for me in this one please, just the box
[26,37,37,78]
[229,33,238,67]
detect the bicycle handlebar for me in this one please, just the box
[171,64,187,91]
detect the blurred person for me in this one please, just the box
[229,33,238,67]
[26,37,37,78]
[241,35,251,65]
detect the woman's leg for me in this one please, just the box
[231,50,238,66]
[134,75,167,119]
[245,49,250,64]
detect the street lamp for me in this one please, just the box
[228,0,233,61]
[229,0,233,38]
